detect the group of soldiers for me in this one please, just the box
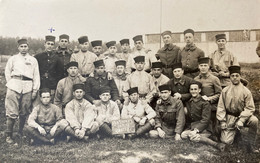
[4,28,259,153]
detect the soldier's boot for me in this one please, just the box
[18,115,26,137]
[99,123,112,137]
[64,126,76,142]
[242,126,259,153]
[136,122,152,136]
[5,117,15,144]
[199,136,226,152]
[24,127,50,144]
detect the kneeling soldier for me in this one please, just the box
[64,83,99,142]
[24,88,68,145]
[181,81,226,151]
[121,87,156,138]
[149,85,184,140]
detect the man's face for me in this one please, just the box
[160,90,171,101]
[95,66,105,75]
[173,68,184,79]
[134,41,143,50]
[59,39,69,49]
[163,35,172,45]
[99,92,111,102]
[40,92,51,105]
[93,46,103,55]
[18,44,29,55]
[199,63,210,74]
[121,43,130,53]
[108,46,117,55]
[129,93,139,103]
[230,73,241,85]
[79,42,89,52]
[135,62,145,71]
[44,41,55,52]
[67,66,78,77]
[190,84,201,98]
[184,33,194,45]
[116,65,125,75]
[216,39,227,49]
[73,89,85,100]
[152,68,162,78]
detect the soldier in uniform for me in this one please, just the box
[124,56,156,104]
[126,35,156,73]
[179,29,205,78]
[156,30,181,78]
[70,36,98,78]
[4,39,40,144]
[121,87,156,138]
[149,84,184,140]
[103,41,119,74]
[217,66,259,153]
[54,61,86,111]
[116,39,131,62]
[91,40,105,60]
[256,40,260,57]
[56,34,73,80]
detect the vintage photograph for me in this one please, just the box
[0,0,260,162]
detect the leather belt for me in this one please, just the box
[82,74,90,78]
[12,75,32,81]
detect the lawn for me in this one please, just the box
[0,62,260,163]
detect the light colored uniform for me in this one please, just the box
[113,73,129,100]
[103,55,119,73]
[151,74,170,93]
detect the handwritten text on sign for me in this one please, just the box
[112,119,136,135]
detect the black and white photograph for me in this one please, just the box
[0,0,260,162]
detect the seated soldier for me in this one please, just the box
[24,88,68,145]
[64,83,99,142]
[121,87,156,138]
[149,85,184,140]
[95,86,121,138]
[181,81,226,151]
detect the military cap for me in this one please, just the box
[93,59,105,68]
[172,62,183,70]
[151,62,163,69]
[161,30,172,37]
[106,41,116,48]
[158,84,171,92]
[127,87,138,95]
[134,56,145,63]
[184,29,195,35]
[45,35,55,42]
[39,88,51,96]
[120,39,130,45]
[133,35,143,42]
[66,61,78,69]
[215,34,226,41]
[228,65,241,74]
[78,36,89,44]
[73,83,85,91]
[115,60,126,67]
[99,86,111,95]
[91,40,102,47]
[190,81,202,89]
[59,34,69,41]
[18,38,28,45]
[198,57,210,64]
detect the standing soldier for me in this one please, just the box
[103,41,119,74]
[91,40,105,60]
[117,39,131,62]
[4,38,40,144]
[70,36,97,78]
[156,30,181,78]
[217,66,259,153]
[256,40,260,58]
[180,29,205,78]
[56,34,73,80]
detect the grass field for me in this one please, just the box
[0,62,260,162]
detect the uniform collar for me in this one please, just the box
[116,72,127,80]
[199,72,210,79]
[162,43,174,51]
[94,72,107,79]
[189,95,202,102]
[174,76,185,85]
[161,97,172,105]
[184,43,197,51]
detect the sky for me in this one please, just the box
[0,0,260,42]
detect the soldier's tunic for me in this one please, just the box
[70,50,98,77]
[124,70,156,103]
[56,47,73,80]
[156,43,181,78]
[113,73,129,101]
[180,44,205,78]
[85,72,119,103]
[209,50,239,87]
[103,55,118,74]
[152,74,170,93]
[116,52,130,62]
[217,83,258,144]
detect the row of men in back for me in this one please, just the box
[4,29,258,153]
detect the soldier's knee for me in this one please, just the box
[24,125,35,133]
[248,116,259,127]
[149,130,159,138]
[220,136,234,145]
[57,119,69,130]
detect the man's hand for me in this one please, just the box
[235,120,244,130]
[133,116,141,123]
[78,129,85,139]
[220,122,227,130]
[123,98,130,106]
[157,128,165,138]
[115,99,121,106]
[38,126,46,136]
[156,99,162,105]
[175,134,182,141]
[93,100,101,106]
[202,95,210,101]
[139,117,147,126]
[89,72,94,77]
[107,72,113,80]
[50,125,58,137]
[174,93,181,100]
[32,91,37,100]
[75,129,81,137]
